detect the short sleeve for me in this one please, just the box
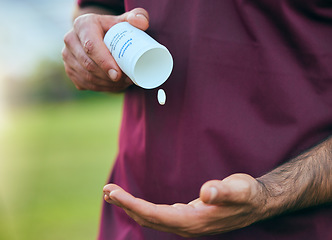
[77,0,125,14]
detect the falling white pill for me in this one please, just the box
[157,89,166,105]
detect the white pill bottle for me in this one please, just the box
[104,22,173,89]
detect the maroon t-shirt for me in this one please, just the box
[78,0,332,239]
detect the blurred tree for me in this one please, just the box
[27,58,77,102]
[6,58,109,107]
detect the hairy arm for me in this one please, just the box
[257,136,332,218]
[103,136,332,237]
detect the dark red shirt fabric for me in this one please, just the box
[78,0,332,239]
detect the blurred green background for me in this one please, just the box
[0,1,123,239]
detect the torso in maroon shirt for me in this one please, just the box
[79,0,332,239]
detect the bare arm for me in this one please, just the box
[257,136,332,218]
[62,4,149,92]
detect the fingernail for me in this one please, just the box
[108,69,118,81]
[209,187,218,203]
[109,190,114,198]
[109,190,117,199]
[136,13,147,20]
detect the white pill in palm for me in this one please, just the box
[157,89,166,105]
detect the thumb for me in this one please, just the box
[200,174,257,205]
[116,8,149,30]
[99,8,149,34]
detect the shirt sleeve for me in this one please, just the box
[77,0,125,14]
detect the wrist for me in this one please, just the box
[255,177,285,219]
[255,173,306,219]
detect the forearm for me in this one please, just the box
[257,136,332,219]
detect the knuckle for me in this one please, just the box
[96,58,108,70]
[73,13,95,28]
[64,65,75,79]
[63,64,71,75]
[83,39,95,55]
[84,71,95,83]
[61,48,68,61]
[82,57,96,72]
[73,15,84,29]
[63,31,73,46]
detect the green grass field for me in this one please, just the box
[0,95,124,240]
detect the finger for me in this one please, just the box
[122,207,188,235]
[69,68,126,92]
[103,185,214,237]
[73,9,149,82]
[63,62,86,90]
[64,30,108,80]
[103,184,124,196]
[188,198,201,205]
[74,14,121,81]
[63,46,85,78]
[200,174,256,205]
[104,193,122,205]
[120,207,178,235]
[121,201,215,238]
[115,8,149,31]
[63,47,117,90]
[105,185,191,227]
[62,48,86,90]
